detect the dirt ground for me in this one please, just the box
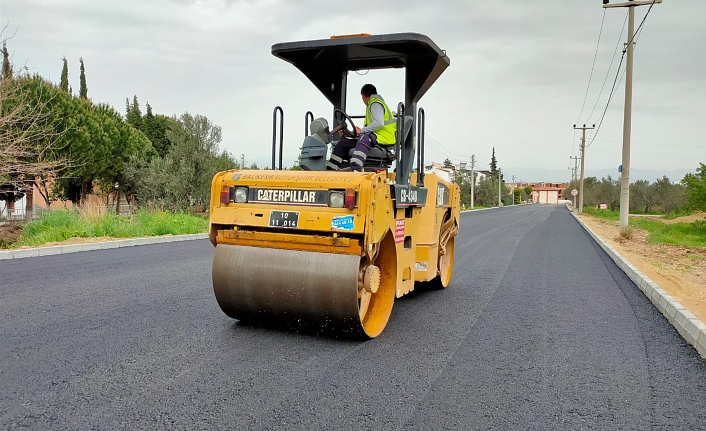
[0,223,23,248]
[578,213,706,323]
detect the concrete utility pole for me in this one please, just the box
[570,155,580,208]
[241,154,245,169]
[570,155,580,182]
[511,175,516,205]
[604,0,661,231]
[470,154,476,209]
[569,155,580,209]
[573,124,595,213]
[497,170,502,208]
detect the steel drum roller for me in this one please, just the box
[213,245,365,330]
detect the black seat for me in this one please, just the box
[347,116,413,169]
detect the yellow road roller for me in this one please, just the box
[209,33,460,338]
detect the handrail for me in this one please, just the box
[272,106,284,170]
[304,111,314,137]
[395,102,405,180]
[417,107,425,187]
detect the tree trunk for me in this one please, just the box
[24,180,34,221]
[81,181,87,207]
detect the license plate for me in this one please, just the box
[269,211,299,228]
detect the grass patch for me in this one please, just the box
[14,210,208,248]
[582,208,706,247]
[631,219,706,248]
[582,207,619,221]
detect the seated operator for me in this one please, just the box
[326,83,397,171]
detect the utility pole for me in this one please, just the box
[573,124,594,213]
[570,155,580,182]
[604,0,661,231]
[241,154,245,170]
[470,154,476,209]
[570,155,580,209]
[511,175,516,205]
[497,169,502,208]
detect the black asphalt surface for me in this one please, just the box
[1,205,705,430]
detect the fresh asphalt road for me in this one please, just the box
[1,205,705,430]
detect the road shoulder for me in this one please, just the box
[572,211,706,358]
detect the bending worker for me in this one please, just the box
[326,84,397,171]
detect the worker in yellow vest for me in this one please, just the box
[326,84,397,172]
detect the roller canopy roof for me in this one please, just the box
[271,33,450,107]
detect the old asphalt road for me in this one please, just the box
[1,205,705,430]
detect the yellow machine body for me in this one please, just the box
[209,170,460,337]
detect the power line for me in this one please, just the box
[586,50,625,148]
[593,138,702,148]
[571,128,577,157]
[587,2,656,149]
[627,0,657,47]
[424,133,471,159]
[587,12,628,124]
[575,8,607,125]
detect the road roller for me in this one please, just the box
[209,33,460,338]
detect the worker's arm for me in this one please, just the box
[360,103,385,134]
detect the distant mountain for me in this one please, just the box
[504,167,695,184]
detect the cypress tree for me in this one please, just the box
[490,147,498,177]
[1,41,11,80]
[126,95,143,130]
[60,57,69,92]
[79,57,88,99]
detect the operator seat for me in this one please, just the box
[348,116,414,170]
[298,118,331,171]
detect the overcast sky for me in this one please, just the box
[2,0,704,179]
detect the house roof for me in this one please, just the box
[532,187,564,192]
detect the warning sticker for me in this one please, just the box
[394,219,405,243]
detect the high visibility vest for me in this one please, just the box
[364,95,397,145]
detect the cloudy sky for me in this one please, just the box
[2,0,704,181]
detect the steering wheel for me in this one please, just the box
[334,109,358,139]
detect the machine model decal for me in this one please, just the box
[250,188,328,206]
[436,184,450,207]
[269,210,299,228]
[394,219,405,243]
[331,215,355,231]
[393,185,428,208]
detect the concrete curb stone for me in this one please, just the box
[37,246,63,257]
[12,248,38,259]
[571,211,706,359]
[0,233,208,261]
[119,239,137,248]
[82,243,103,252]
[61,244,83,254]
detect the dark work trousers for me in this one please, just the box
[326,132,377,171]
